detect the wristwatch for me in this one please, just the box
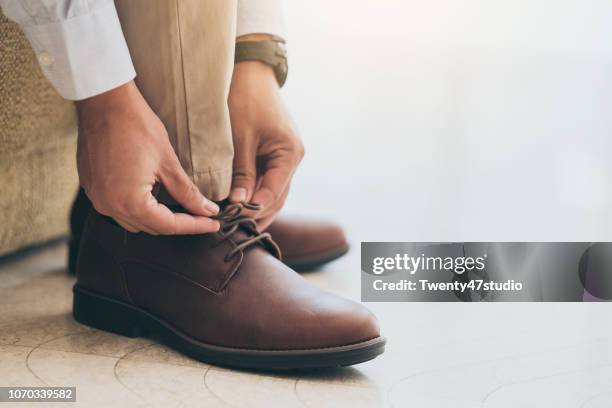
[235,38,288,87]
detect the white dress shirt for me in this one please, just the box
[0,0,285,100]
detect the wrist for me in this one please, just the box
[232,60,278,86]
[236,33,275,43]
[76,81,139,117]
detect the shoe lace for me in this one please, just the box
[212,202,275,262]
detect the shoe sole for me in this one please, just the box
[73,285,385,371]
[284,245,350,272]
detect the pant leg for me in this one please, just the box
[114,0,236,201]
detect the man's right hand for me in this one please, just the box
[76,81,220,235]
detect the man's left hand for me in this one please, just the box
[228,59,304,230]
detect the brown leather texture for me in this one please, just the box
[76,207,379,351]
[266,216,348,260]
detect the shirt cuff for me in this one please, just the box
[236,0,286,40]
[20,2,135,100]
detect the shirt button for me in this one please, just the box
[38,51,54,67]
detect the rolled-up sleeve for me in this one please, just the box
[0,0,135,100]
[236,0,286,40]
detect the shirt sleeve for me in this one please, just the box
[236,0,286,40]
[0,0,135,100]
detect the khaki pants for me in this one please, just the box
[115,0,236,201]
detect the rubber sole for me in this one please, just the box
[73,285,385,371]
[284,245,350,272]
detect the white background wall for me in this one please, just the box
[282,0,612,242]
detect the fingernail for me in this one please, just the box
[230,188,247,203]
[203,198,219,214]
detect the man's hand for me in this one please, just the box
[228,59,304,230]
[76,81,220,235]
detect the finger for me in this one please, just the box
[257,214,276,231]
[139,195,220,235]
[256,183,289,222]
[230,132,257,203]
[250,156,294,212]
[160,160,219,216]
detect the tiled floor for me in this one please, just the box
[1,243,612,407]
[3,0,612,406]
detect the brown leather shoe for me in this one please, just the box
[73,203,385,370]
[68,189,349,274]
[266,216,349,271]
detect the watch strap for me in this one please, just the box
[235,40,288,87]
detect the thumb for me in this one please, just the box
[160,159,219,216]
[230,135,257,203]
